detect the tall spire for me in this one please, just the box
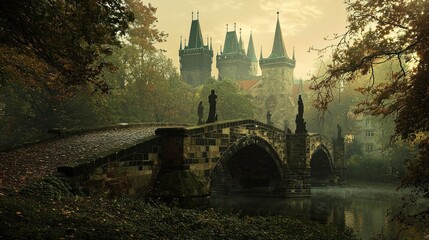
[260,46,263,59]
[269,12,289,59]
[239,28,245,55]
[247,31,257,62]
[222,24,240,54]
[187,12,204,48]
[179,36,183,50]
[210,37,213,51]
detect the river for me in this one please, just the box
[210,182,428,239]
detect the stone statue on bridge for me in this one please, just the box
[197,101,204,125]
[295,95,307,134]
[206,89,217,123]
[266,111,272,125]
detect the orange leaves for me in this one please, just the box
[0,0,135,93]
[125,0,167,51]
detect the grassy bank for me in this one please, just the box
[0,177,357,240]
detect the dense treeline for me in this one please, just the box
[306,60,412,182]
[310,0,429,226]
[0,1,255,148]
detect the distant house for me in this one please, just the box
[348,113,386,156]
[237,77,261,97]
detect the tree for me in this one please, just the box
[199,79,257,121]
[126,52,195,123]
[311,0,429,225]
[0,0,166,146]
[0,0,135,92]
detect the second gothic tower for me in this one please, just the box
[216,25,251,80]
[179,12,213,86]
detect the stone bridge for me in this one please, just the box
[58,119,345,198]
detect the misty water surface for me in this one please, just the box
[211,182,428,239]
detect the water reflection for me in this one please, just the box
[210,182,428,239]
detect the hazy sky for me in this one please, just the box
[150,0,348,79]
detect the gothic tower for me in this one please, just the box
[179,12,213,86]
[216,24,251,80]
[258,12,296,126]
[247,31,258,76]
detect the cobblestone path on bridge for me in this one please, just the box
[0,124,181,194]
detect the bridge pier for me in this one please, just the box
[334,136,346,184]
[285,133,312,197]
[149,130,210,197]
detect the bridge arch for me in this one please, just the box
[310,144,334,184]
[211,136,284,195]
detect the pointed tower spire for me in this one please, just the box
[222,23,240,54]
[260,46,263,59]
[269,12,289,59]
[247,31,257,62]
[210,37,213,51]
[180,36,183,50]
[238,28,245,55]
[197,11,199,20]
[187,13,204,48]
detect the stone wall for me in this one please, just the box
[285,133,311,196]
[257,65,295,127]
[58,137,161,196]
[180,49,213,85]
[216,55,251,80]
[57,119,345,198]
[152,119,287,197]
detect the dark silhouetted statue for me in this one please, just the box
[206,89,217,123]
[266,111,272,125]
[197,101,204,125]
[295,95,307,134]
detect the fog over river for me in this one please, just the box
[211,182,429,239]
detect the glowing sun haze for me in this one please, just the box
[151,0,347,80]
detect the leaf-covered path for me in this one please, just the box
[0,124,180,194]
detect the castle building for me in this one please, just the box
[216,25,253,80]
[257,12,296,126]
[179,13,213,85]
[247,31,259,76]
[180,12,301,127]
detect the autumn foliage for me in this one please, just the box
[311,0,429,224]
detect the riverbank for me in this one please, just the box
[0,177,357,240]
